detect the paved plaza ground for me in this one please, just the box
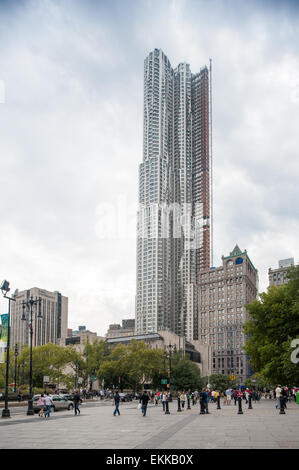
[0,398,299,449]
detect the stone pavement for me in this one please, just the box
[0,398,299,449]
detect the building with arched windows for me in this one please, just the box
[198,245,258,382]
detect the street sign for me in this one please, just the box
[78,377,83,384]
[230,374,235,381]
[43,376,49,383]
[161,379,167,385]
[91,376,96,382]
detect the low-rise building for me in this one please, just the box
[268,258,296,287]
[106,319,135,339]
[65,327,105,353]
[106,328,212,378]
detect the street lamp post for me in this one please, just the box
[21,296,42,416]
[14,343,18,393]
[1,280,17,418]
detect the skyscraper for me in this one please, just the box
[9,287,68,349]
[136,49,210,340]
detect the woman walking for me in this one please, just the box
[180,391,187,410]
[37,394,45,417]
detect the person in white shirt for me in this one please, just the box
[275,385,282,409]
[161,392,167,411]
[44,393,53,418]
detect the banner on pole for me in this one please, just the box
[0,314,8,345]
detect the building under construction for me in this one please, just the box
[136,49,212,341]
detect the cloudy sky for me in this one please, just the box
[0,0,298,336]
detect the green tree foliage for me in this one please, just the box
[170,352,203,391]
[207,374,237,392]
[17,343,81,389]
[83,339,109,390]
[244,372,273,390]
[243,265,299,385]
[98,340,164,391]
[0,363,5,389]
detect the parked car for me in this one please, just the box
[61,393,75,401]
[33,394,74,413]
[119,393,133,402]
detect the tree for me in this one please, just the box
[244,373,273,390]
[207,374,237,392]
[17,343,81,389]
[83,339,109,390]
[0,363,5,389]
[243,265,299,385]
[170,352,203,391]
[98,340,164,392]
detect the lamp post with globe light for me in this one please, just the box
[1,280,17,418]
[21,296,42,415]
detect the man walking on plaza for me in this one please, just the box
[113,390,121,416]
[162,391,167,411]
[140,390,150,417]
[44,393,53,418]
[225,388,232,405]
[74,390,82,415]
[232,389,238,405]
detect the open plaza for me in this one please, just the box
[1,397,299,449]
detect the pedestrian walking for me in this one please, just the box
[180,391,187,409]
[140,390,150,417]
[44,393,53,418]
[281,387,288,409]
[200,388,208,413]
[37,394,45,417]
[74,390,82,415]
[162,391,167,411]
[225,388,232,405]
[233,389,238,405]
[275,385,282,409]
[113,390,121,416]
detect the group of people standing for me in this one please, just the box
[274,385,298,409]
[36,390,83,418]
[111,384,299,418]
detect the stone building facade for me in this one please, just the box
[198,245,258,382]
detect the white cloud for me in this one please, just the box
[0,0,298,335]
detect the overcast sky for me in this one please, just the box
[0,0,298,337]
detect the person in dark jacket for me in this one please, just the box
[140,391,150,417]
[113,390,121,416]
[74,390,82,415]
[281,387,288,409]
